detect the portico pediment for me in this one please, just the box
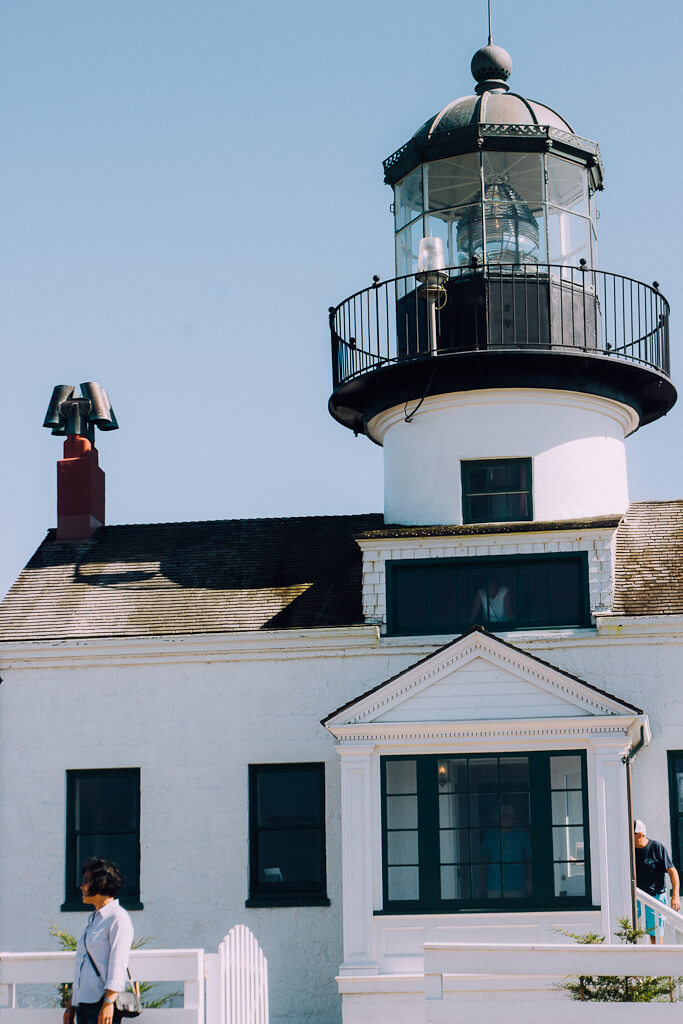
[324,627,642,732]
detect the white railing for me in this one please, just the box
[0,930,269,1024]
[0,950,204,1024]
[424,942,683,1022]
[636,887,683,944]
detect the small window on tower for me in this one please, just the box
[462,459,532,524]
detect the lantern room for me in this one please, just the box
[389,46,600,275]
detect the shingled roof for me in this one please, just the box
[0,514,384,641]
[1,502,682,643]
[612,501,683,616]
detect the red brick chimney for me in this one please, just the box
[57,435,105,541]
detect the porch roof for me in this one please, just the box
[323,626,644,728]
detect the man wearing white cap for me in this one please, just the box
[634,819,680,943]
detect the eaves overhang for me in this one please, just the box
[327,714,648,748]
[383,123,604,192]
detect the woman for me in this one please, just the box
[63,858,134,1024]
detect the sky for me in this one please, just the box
[0,0,682,598]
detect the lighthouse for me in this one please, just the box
[328,44,675,526]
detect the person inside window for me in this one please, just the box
[470,578,512,625]
[634,819,681,943]
[479,806,531,898]
[63,857,134,1024]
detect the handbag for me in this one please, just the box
[83,938,142,1020]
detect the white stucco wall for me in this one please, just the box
[368,389,636,526]
[0,629,403,1024]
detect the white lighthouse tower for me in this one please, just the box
[328,44,674,527]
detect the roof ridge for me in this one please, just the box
[43,511,384,533]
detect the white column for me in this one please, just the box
[337,744,379,975]
[592,742,632,938]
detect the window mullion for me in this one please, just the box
[418,757,440,907]
[529,752,553,905]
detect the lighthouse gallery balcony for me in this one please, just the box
[328,263,675,438]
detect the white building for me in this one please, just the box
[1,42,683,1024]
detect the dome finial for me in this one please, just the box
[471,43,512,94]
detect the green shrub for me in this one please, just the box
[560,918,681,1002]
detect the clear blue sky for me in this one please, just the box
[1,0,682,598]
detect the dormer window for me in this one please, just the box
[387,554,590,636]
[462,458,532,524]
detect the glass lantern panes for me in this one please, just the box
[395,217,424,279]
[547,156,588,216]
[548,207,592,267]
[481,152,546,265]
[425,154,481,213]
[425,206,483,267]
[392,150,598,277]
[550,754,587,897]
[394,166,423,229]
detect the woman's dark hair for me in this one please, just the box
[81,857,124,896]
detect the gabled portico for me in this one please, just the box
[324,628,648,1021]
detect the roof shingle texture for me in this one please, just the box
[612,501,683,616]
[0,515,383,641]
[1,501,682,643]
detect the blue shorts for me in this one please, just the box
[637,892,667,938]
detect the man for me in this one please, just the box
[634,819,681,943]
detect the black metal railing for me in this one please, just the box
[329,264,670,391]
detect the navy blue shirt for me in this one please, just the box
[635,839,673,896]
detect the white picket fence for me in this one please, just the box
[0,927,267,1024]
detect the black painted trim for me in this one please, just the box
[461,457,533,525]
[64,767,141,909]
[667,751,683,870]
[386,552,591,637]
[329,349,676,442]
[248,762,328,905]
[380,751,592,913]
[245,897,331,908]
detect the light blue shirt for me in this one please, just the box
[72,900,134,1006]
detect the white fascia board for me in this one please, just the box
[356,527,617,553]
[0,624,381,670]
[594,614,683,639]
[328,714,641,747]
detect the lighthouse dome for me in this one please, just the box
[413,45,573,141]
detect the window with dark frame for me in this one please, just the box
[381,751,590,912]
[387,554,590,636]
[247,763,329,907]
[668,752,683,872]
[462,459,533,524]
[63,768,141,911]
